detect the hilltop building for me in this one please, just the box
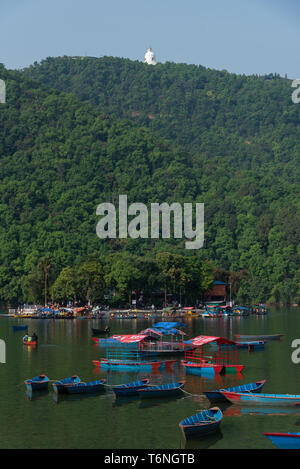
[144,47,157,65]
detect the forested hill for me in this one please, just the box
[0,58,299,305]
[22,56,300,163]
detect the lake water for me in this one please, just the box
[0,307,300,449]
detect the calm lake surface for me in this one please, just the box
[0,307,300,449]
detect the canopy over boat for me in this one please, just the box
[153,321,185,329]
[185,335,236,347]
[109,334,148,343]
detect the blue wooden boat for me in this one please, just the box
[138,382,185,399]
[24,375,49,392]
[64,379,106,394]
[204,380,266,402]
[52,375,81,393]
[179,407,223,439]
[264,433,300,449]
[236,341,265,350]
[13,325,28,332]
[235,334,284,341]
[113,379,150,397]
[221,390,300,406]
[92,359,164,372]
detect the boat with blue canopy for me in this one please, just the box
[24,375,49,392]
[113,379,150,397]
[204,380,266,402]
[179,407,223,439]
[138,382,185,399]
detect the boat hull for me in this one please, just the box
[183,361,224,376]
[52,376,81,393]
[13,325,28,332]
[92,359,163,372]
[264,433,300,449]
[25,376,49,392]
[113,380,150,397]
[235,334,283,341]
[65,380,106,394]
[204,380,266,402]
[221,391,300,406]
[138,382,185,399]
[179,408,223,439]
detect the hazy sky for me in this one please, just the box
[1,0,299,77]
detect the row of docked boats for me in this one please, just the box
[200,304,268,318]
[25,374,185,399]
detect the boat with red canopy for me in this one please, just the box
[182,335,244,376]
[93,334,176,372]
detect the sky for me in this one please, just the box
[0,0,299,77]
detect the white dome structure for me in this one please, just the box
[144,47,157,65]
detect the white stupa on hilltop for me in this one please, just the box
[144,47,157,65]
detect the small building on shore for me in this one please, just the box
[204,280,227,305]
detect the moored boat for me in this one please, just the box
[183,335,244,376]
[64,379,106,394]
[235,334,284,341]
[220,390,300,406]
[23,335,37,346]
[236,341,266,350]
[113,379,150,397]
[264,432,300,449]
[24,375,49,392]
[204,380,266,402]
[179,407,223,439]
[92,359,164,372]
[13,325,28,332]
[138,381,185,399]
[92,327,110,335]
[183,360,224,376]
[52,375,81,393]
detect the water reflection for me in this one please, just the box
[180,431,223,449]
[26,390,49,401]
[139,396,185,409]
[52,391,109,404]
[223,404,300,417]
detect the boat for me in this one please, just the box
[179,407,223,439]
[236,341,266,351]
[235,334,284,341]
[112,379,150,397]
[220,391,300,406]
[264,432,300,449]
[52,375,81,393]
[183,335,244,376]
[204,380,266,402]
[12,325,28,332]
[24,375,49,392]
[183,360,224,376]
[138,382,185,399]
[64,379,106,394]
[92,359,165,372]
[23,335,37,346]
[92,327,110,335]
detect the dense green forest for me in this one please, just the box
[0,57,299,305]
